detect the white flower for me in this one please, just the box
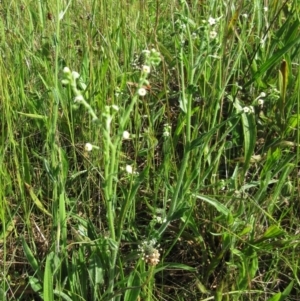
[125,164,138,175]
[111,105,119,111]
[72,71,80,79]
[142,65,151,74]
[63,67,71,74]
[142,50,151,55]
[74,95,84,103]
[61,79,69,85]
[242,14,248,18]
[138,88,147,96]
[138,239,160,266]
[84,143,93,152]
[126,165,133,174]
[259,92,266,98]
[122,131,130,139]
[163,123,171,137]
[258,99,264,106]
[209,30,217,39]
[208,17,216,26]
[243,107,250,113]
[263,6,268,12]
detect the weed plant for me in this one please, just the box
[0,0,300,300]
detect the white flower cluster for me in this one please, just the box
[138,239,161,266]
[62,67,98,121]
[243,106,254,114]
[255,92,266,107]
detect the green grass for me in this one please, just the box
[0,0,300,300]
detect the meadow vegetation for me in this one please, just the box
[1,0,300,300]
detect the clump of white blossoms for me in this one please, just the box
[243,106,254,114]
[62,67,98,121]
[133,49,161,97]
[138,239,161,266]
[255,92,266,106]
[163,123,172,137]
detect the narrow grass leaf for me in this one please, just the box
[194,194,229,216]
[267,293,281,301]
[43,254,54,301]
[262,225,284,239]
[24,183,52,217]
[53,290,73,301]
[280,280,294,299]
[246,36,300,86]
[241,110,256,176]
[124,270,141,301]
[17,112,47,120]
[22,237,42,279]
[155,263,196,273]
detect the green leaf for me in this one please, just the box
[267,292,281,301]
[262,225,284,239]
[246,35,300,86]
[53,290,73,301]
[29,277,42,293]
[155,263,196,273]
[17,112,48,120]
[194,194,229,216]
[241,109,257,176]
[43,254,54,301]
[281,280,294,300]
[25,183,52,217]
[124,270,141,301]
[22,237,42,279]
[168,206,190,221]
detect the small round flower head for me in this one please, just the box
[142,65,151,74]
[122,131,130,139]
[125,164,139,175]
[258,99,264,106]
[242,13,248,18]
[163,123,171,137]
[259,92,266,98]
[208,17,216,26]
[138,239,161,266]
[263,6,268,12]
[61,79,69,85]
[111,104,119,112]
[74,95,84,103]
[209,30,217,39]
[72,71,80,79]
[126,165,133,174]
[138,87,147,96]
[243,106,250,113]
[63,66,71,74]
[84,143,93,152]
[142,49,151,56]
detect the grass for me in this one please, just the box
[0,0,300,300]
